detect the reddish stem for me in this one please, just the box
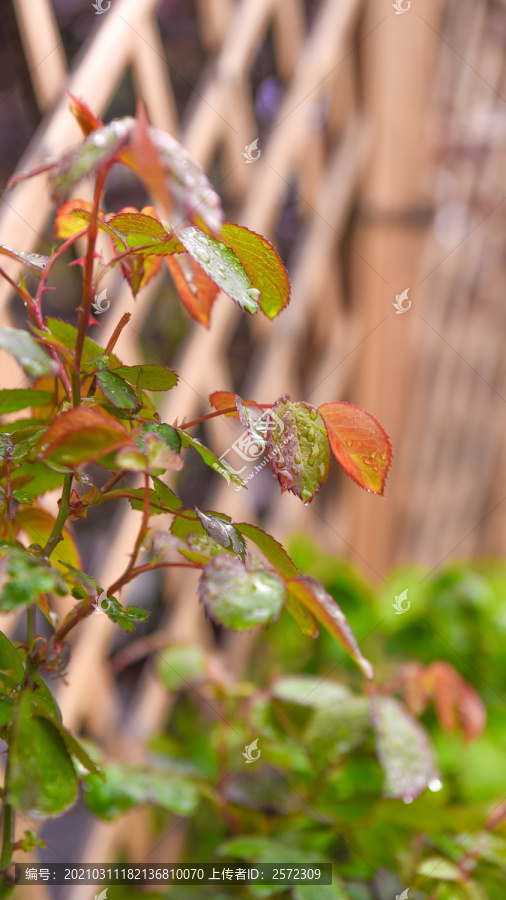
[181,404,271,429]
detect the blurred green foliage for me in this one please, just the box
[93,537,506,899]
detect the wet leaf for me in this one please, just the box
[209,390,242,417]
[7,691,78,817]
[46,318,120,366]
[305,696,371,764]
[0,244,50,275]
[39,408,132,466]
[99,596,149,633]
[271,675,351,708]
[110,364,177,391]
[95,371,140,411]
[199,555,286,631]
[374,696,438,801]
[0,389,53,414]
[221,223,290,318]
[166,252,219,326]
[0,326,57,377]
[177,227,260,314]
[156,644,207,691]
[266,396,330,503]
[318,401,392,495]
[195,509,245,559]
[120,113,223,235]
[84,761,199,820]
[51,117,135,201]
[286,576,373,679]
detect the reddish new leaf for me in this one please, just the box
[209,392,262,419]
[318,402,392,496]
[424,662,486,742]
[67,93,103,136]
[221,223,290,319]
[39,408,133,467]
[166,253,219,326]
[266,396,330,504]
[287,575,373,679]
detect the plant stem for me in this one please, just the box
[104,313,131,356]
[180,404,272,429]
[43,473,73,558]
[73,166,108,405]
[52,599,95,644]
[0,800,14,897]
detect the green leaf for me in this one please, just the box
[0,326,57,377]
[0,696,14,728]
[30,674,63,723]
[156,644,207,691]
[11,460,65,498]
[99,596,149,633]
[0,632,25,684]
[199,555,286,630]
[153,476,182,511]
[271,675,351,708]
[7,691,78,816]
[177,429,245,486]
[0,549,66,611]
[33,709,102,777]
[305,696,371,765]
[107,212,182,256]
[0,244,50,275]
[221,223,290,318]
[171,508,206,542]
[286,576,374,680]
[40,407,132,466]
[195,509,245,559]
[143,422,181,453]
[417,856,461,881]
[234,522,299,577]
[177,227,260,314]
[294,883,348,900]
[266,396,331,503]
[95,370,140,411]
[374,697,438,802]
[110,365,178,391]
[50,117,135,201]
[84,762,199,820]
[46,318,120,366]
[0,389,53,414]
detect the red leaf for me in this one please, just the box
[67,93,103,136]
[54,200,94,239]
[424,662,486,741]
[166,254,219,326]
[39,408,133,467]
[287,575,373,679]
[318,402,392,496]
[209,391,242,417]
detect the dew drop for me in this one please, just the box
[403,795,414,805]
[195,248,210,263]
[310,410,317,421]
[428,777,443,792]
[246,288,261,302]
[93,133,107,147]
[301,489,312,502]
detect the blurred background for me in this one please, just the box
[1,0,506,895]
